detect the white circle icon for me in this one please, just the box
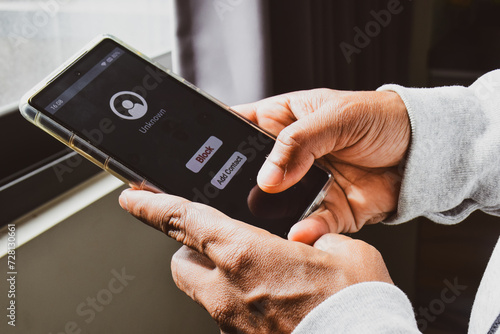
[110,91,148,120]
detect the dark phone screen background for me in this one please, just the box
[31,39,329,237]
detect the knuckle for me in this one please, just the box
[276,126,304,152]
[364,212,390,226]
[276,119,327,162]
[272,127,310,168]
[210,299,236,329]
[156,200,191,240]
[190,204,227,253]
[349,239,383,261]
[219,241,255,276]
[349,238,369,251]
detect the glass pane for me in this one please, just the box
[0,0,173,107]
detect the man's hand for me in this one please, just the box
[119,189,393,334]
[232,89,410,244]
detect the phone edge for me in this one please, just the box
[19,33,333,226]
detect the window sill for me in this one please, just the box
[0,172,123,257]
[0,51,172,226]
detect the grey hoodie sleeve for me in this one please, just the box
[292,282,421,334]
[293,70,500,334]
[379,70,500,225]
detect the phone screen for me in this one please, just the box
[29,38,329,237]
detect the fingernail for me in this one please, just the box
[257,161,285,187]
[119,190,129,211]
[287,223,300,240]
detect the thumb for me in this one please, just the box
[257,110,336,193]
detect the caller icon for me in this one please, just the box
[110,91,148,120]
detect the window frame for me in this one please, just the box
[0,51,172,227]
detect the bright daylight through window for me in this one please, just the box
[0,0,173,108]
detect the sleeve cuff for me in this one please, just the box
[292,282,420,334]
[377,79,497,225]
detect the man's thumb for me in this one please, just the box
[257,112,335,193]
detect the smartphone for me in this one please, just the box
[20,35,331,238]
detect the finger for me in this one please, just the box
[231,93,296,124]
[257,108,339,193]
[232,100,295,137]
[287,211,332,245]
[287,180,357,244]
[231,103,258,123]
[313,233,353,254]
[329,163,399,228]
[171,246,217,306]
[119,189,266,263]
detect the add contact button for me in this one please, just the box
[211,152,247,190]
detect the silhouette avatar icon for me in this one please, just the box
[121,99,147,118]
[110,91,148,120]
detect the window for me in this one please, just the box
[0,0,173,107]
[0,0,174,225]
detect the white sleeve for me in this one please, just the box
[292,282,420,334]
[378,70,500,225]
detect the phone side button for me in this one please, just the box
[183,79,199,91]
[105,157,144,189]
[70,135,107,168]
[37,113,73,143]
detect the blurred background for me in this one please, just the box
[0,0,173,107]
[1,0,500,333]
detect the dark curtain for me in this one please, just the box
[267,0,414,94]
[174,0,414,104]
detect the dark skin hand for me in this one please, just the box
[232,89,410,244]
[119,88,410,333]
[119,190,393,334]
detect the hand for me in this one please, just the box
[119,189,393,334]
[232,89,410,244]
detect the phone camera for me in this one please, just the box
[76,71,82,76]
